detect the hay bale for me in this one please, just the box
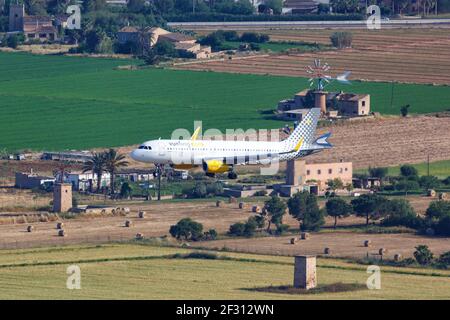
[216,200,223,207]
[125,220,132,227]
[379,248,387,256]
[439,192,448,200]
[138,211,146,219]
[27,225,34,233]
[290,237,298,244]
[427,189,436,197]
[324,247,331,255]
[238,202,245,209]
[56,222,64,230]
[364,240,371,247]
[58,229,66,237]
[300,232,310,240]
[229,197,237,204]
[135,233,144,240]
[123,207,130,214]
[252,205,261,213]
[394,253,402,262]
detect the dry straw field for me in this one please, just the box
[176,28,450,85]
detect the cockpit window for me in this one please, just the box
[138,145,152,150]
[138,145,145,149]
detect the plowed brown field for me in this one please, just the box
[175,28,450,85]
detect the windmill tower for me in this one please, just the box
[305,59,331,114]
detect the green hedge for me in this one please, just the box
[165,13,364,22]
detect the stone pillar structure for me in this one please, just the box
[286,160,306,186]
[293,255,317,290]
[53,183,72,213]
[314,90,327,114]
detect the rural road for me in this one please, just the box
[168,18,450,29]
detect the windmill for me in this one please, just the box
[305,59,351,91]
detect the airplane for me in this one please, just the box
[130,108,332,179]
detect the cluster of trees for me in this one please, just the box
[82,148,128,195]
[364,164,450,196]
[169,217,217,241]
[412,245,450,268]
[229,192,325,237]
[181,181,224,198]
[198,30,269,52]
[329,0,443,16]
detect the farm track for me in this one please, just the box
[176,28,450,85]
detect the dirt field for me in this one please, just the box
[175,28,450,85]
[0,197,440,254]
[192,232,450,260]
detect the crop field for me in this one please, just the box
[1,52,450,151]
[179,28,450,85]
[0,243,449,299]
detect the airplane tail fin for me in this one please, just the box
[281,108,321,153]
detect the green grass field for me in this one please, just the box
[1,52,450,151]
[0,243,449,299]
[223,41,329,52]
[357,159,450,179]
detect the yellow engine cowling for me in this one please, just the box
[202,160,229,174]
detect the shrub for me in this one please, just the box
[204,229,218,240]
[240,32,269,43]
[426,201,450,221]
[436,215,450,236]
[419,175,440,190]
[229,222,246,236]
[413,245,434,265]
[169,218,204,241]
[330,31,352,49]
[438,251,450,266]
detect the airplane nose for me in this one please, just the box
[130,149,139,161]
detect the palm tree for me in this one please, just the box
[103,148,129,195]
[82,152,106,193]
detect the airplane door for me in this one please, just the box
[158,141,166,156]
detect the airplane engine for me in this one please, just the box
[202,160,229,174]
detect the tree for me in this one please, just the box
[400,104,410,117]
[103,148,129,195]
[351,194,388,226]
[425,200,450,221]
[369,167,388,186]
[228,222,245,236]
[330,31,353,49]
[288,191,325,231]
[264,196,287,233]
[325,197,353,228]
[327,178,344,193]
[419,175,440,190]
[414,245,434,265]
[120,182,133,199]
[193,182,207,198]
[153,0,175,14]
[436,215,450,236]
[395,179,420,196]
[6,34,21,49]
[82,152,106,192]
[400,165,418,177]
[381,199,420,228]
[169,218,204,240]
[330,0,360,13]
[264,0,283,14]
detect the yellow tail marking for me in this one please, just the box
[191,127,201,141]
[294,138,304,152]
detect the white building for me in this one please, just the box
[58,172,111,192]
